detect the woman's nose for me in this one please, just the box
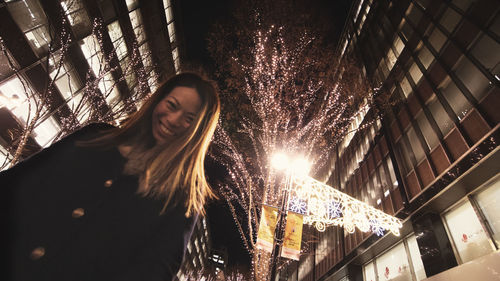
[166,111,183,127]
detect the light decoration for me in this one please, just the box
[272,153,402,236]
[285,174,402,235]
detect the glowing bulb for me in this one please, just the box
[290,157,311,176]
[271,153,289,170]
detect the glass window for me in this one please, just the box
[471,34,500,76]
[407,235,427,281]
[61,0,91,38]
[129,9,146,44]
[416,112,439,150]
[396,138,413,174]
[386,157,399,189]
[406,4,423,26]
[378,164,389,195]
[474,176,500,248]
[407,127,425,163]
[394,36,404,56]
[440,79,471,120]
[428,97,454,135]
[79,35,121,110]
[440,8,461,33]
[400,77,412,98]
[364,261,376,281]
[0,77,60,147]
[125,0,138,11]
[429,27,447,53]
[172,47,180,72]
[98,0,116,22]
[409,63,423,85]
[167,22,176,44]
[376,242,412,281]
[163,0,174,23]
[107,21,128,61]
[443,200,494,263]
[7,0,51,56]
[455,57,491,102]
[400,20,414,42]
[418,46,434,70]
[386,48,397,72]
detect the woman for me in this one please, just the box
[3,73,220,281]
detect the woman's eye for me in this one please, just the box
[185,117,194,124]
[166,101,176,109]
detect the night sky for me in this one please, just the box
[177,0,352,268]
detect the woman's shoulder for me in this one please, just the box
[65,122,116,141]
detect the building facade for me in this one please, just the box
[0,0,181,166]
[278,0,499,280]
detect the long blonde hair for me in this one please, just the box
[91,73,220,217]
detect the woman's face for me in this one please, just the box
[152,86,202,144]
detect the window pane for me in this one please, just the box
[407,235,427,281]
[455,57,491,101]
[475,176,500,248]
[400,19,414,42]
[429,27,447,52]
[125,0,138,11]
[0,77,60,147]
[407,127,425,163]
[376,242,412,281]
[441,79,471,120]
[440,8,461,33]
[416,112,439,150]
[396,139,413,174]
[386,157,399,189]
[409,63,423,85]
[443,200,494,263]
[400,77,412,98]
[471,34,500,76]
[387,48,397,71]
[24,25,51,55]
[363,261,376,281]
[7,0,47,32]
[418,46,434,70]
[98,0,116,22]
[428,97,454,135]
[406,4,423,26]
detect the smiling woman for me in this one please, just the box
[152,86,202,144]
[2,72,220,281]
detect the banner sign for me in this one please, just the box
[256,205,279,253]
[281,211,303,260]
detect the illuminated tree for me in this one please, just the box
[0,0,155,169]
[206,0,392,280]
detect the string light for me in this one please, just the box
[286,175,402,236]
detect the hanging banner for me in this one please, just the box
[281,211,303,260]
[255,205,279,253]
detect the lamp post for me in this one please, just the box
[268,153,311,280]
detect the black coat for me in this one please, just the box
[2,124,194,281]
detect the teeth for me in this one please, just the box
[160,122,173,136]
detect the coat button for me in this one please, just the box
[30,247,45,260]
[104,179,113,187]
[72,208,85,218]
